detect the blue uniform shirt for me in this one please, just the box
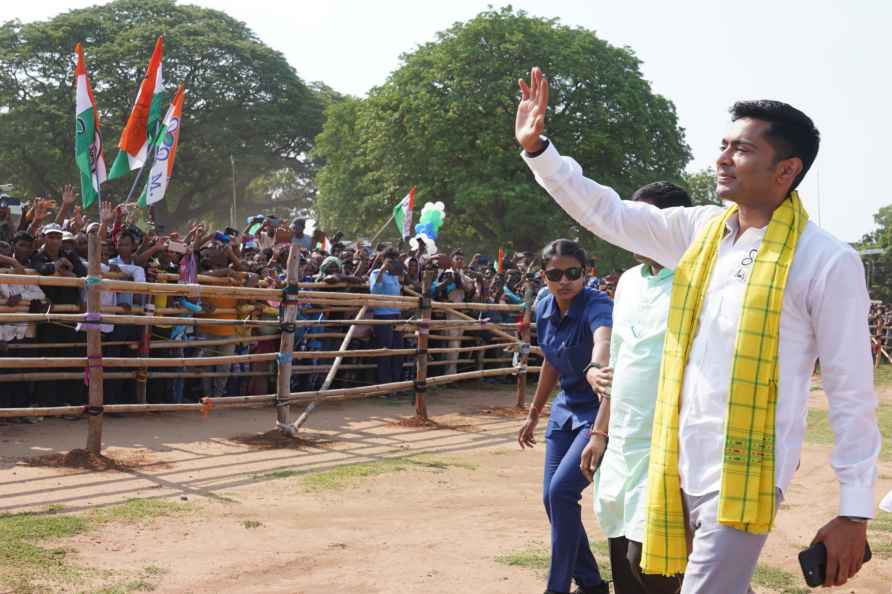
[536,287,613,433]
[369,269,402,315]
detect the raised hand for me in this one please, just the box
[61,184,77,206]
[515,66,549,153]
[100,201,114,225]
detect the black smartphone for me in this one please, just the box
[798,541,871,588]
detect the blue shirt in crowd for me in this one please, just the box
[535,287,613,433]
[369,269,401,315]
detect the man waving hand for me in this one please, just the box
[516,67,880,593]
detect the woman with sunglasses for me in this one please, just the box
[518,238,613,594]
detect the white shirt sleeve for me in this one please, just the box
[809,248,881,518]
[521,141,725,270]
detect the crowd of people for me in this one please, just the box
[870,301,892,352]
[0,186,621,417]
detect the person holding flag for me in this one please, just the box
[74,43,107,209]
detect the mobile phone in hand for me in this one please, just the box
[799,541,871,588]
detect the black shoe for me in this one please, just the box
[572,581,610,594]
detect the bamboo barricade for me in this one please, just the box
[0,245,540,452]
[414,271,435,420]
[292,305,369,432]
[85,230,104,454]
[514,281,535,408]
[273,240,302,435]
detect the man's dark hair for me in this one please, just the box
[451,248,464,258]
[118,229,138,245]
[730,100,820,191]
[382,247,400,260]
[13,231,34,244]
[540,239,587,270]
[631,181,692,209]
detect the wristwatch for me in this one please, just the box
[583,361,603,375]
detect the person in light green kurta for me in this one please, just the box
[580,182,692,594]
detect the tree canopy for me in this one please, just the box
[858,204,892,301]
[313,7,691,259]
[0,0,331,227]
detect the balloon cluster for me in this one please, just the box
[409,201,446,255]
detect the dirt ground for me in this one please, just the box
[1,382,891,594]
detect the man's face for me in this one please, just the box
[43,232,62,253]
[117,235,134,258]
[716,118,801,207]
[75,234,88,257]
[452,254,464,270]
[14,239,33,261]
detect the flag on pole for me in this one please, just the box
[74,43,107,209]
[108,35,165,180]
[392,186,416,240]
[138,85,185,207]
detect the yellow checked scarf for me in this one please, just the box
[641,192,808,576]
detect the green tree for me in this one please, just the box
[0,0,329,227]
[313,7,691,258]
[858,204,892,301]
[682,167,722,206]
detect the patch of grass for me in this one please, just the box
[0,498,191,593]
[255,469,301,480]
[90,498,193,525]
[876,364,892,387]
[495,541,613,582]
[870,539,892,559]
[242,520,262,529]
[495,548,550,571]
[751,563,809,594]
[300,454,476,492]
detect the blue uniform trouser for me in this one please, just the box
[543,421,604,593]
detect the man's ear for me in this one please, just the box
[776,156,803,192]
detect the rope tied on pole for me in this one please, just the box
[200,397,213,417]
[82,405,104,416]
[84,275,103,288]
[83,353,103,386]
[276,352,292,365]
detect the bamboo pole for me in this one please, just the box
[274,240,302,435]
[515,282,535,408]
[135,301,154,404]
[0,364,544,418]
[292,304,369,432]
[414,271,434,420]
[85,229,104,454]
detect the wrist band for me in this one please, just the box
[588,427,608,439]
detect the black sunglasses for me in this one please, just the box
[544,267,584,282]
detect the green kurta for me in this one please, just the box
[595,263,673,542]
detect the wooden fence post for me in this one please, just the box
[135,301,153,404]
[85,228,105,454]
[414,270,434,420]
[514,281,535,408]
[274,240,302,435]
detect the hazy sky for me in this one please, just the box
[4,1,888,241]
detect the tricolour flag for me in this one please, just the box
[497,247,505,273]
[108,36,165,180]
[74,43,107,209]
[138,85,185,207]
[392,186,416,240]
